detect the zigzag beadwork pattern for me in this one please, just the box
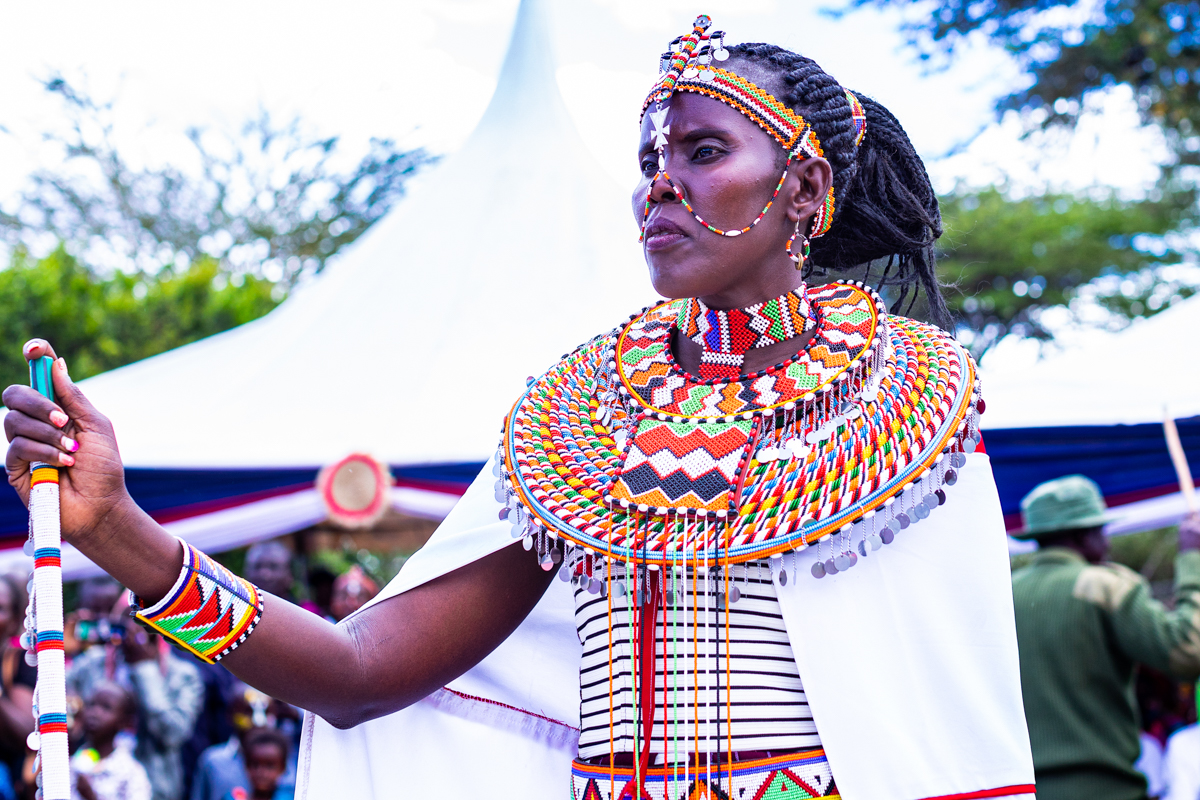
[134,542,263,663]
[608,418,756,512]
[618,284,877,417]
[570,748,838,799]
[643,67,825,160]
[500,282,980,569]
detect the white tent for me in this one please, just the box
[81,0,654,469]
[979,295,1200,538]
[980,294,1200,429]
[6,0,658,577]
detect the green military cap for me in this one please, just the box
[1013,474,1116,540]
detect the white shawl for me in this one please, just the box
[296,452,1034,800]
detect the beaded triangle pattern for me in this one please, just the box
[569,749,838,800]
[675,288,816,380]
[498,282,982,575]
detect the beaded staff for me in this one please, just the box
[23,356,70,800]
[1164,410,1196,513]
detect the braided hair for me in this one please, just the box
[728,44,951,329]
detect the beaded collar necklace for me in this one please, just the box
[497,281,983,583]
[676,286,816,380]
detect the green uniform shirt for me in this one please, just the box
[1012,547,1200,800]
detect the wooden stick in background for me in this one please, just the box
[1164,409,1197,514]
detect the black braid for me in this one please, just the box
[728,44,951,330]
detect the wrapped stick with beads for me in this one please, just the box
[22,356,70,800]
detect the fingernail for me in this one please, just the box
[59,453,75,467]
[56,358,69,378]
[62,437,78,453]
[49,411,68,428]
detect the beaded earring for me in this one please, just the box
[786,218,810,270]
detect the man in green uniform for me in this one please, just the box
[1012,475,1200,800]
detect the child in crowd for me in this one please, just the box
[71,681,152,800]
[329,566,379,622]
[225,729,291,800]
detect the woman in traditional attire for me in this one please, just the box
[4,16,1034,800]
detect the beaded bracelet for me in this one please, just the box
[131,540,263,663]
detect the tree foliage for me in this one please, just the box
[0,247,279,389]
[937,187,1197,352]
[0,78,434,287]
[847,0,1200,161]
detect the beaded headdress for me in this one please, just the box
[638,15,865,247]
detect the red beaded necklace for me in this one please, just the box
[676,285,815,380]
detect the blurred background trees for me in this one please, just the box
[845,0,1200,353]
[7,0,1200,375]
[937,187,1197,351]
[0,78,432,387]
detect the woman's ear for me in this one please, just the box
[786,157,833,223]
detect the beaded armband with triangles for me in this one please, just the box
[131,540,263,663]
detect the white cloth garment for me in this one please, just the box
[1163,723,1200,800]
[296,452,1035,800]
[1137,731,1166,798]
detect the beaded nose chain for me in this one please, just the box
[638,16,868,271]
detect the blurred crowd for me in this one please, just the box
[0,542,379,800]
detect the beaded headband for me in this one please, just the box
[638,15,866,244]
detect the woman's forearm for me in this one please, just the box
[77,498,184,606]
[74,504,552,728]
[218,541,553,728]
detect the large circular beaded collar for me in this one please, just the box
[497,282,982,578]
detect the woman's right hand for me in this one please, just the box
[3,339,132,548]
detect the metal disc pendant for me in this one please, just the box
[587,577,602,595]
[550,548,563,564]
[22,540,33,557]
[539,555,554,572]
[498,506,510,521]
[24,651,36,667]
[494,486,506,504]
[944,469,958,486]
[953,452,967,468]
[923,493,939,511]
[824,558,839,575]
[699,68,715,81]
[811,561,827,579]
[880,527,895,545]
[936,489,947,506]
[510,522,524,539]
[964,438,978,453]
[613,582,627,597]
[665,591,675,605]
[847,552,858,567]
[558,565,571,582]
[522,535,533,551]
[492,460,503,477]
[858,540,870,557]
[834,554,851,571]
[715,47,730,61]
[683,66,700,78]
[897,513,911,529]
[914,504,930,520]
[869,533,883,550]
[728,585,741,604]
[778,569,788,586]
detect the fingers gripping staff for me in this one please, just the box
[23,356,70,800]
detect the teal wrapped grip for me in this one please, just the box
[29,356,55,403]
